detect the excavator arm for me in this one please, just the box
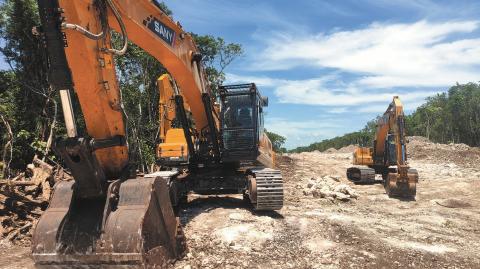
[372,96,407,166]
[36,0,220,192]
[348,96,418,198]
[32,0,222,267]
[156,74,192,164]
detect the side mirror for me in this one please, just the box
[262,96,269,107]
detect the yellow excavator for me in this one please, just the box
[347,96,418,198]
[32,1,283,268]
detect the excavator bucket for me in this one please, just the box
[385,166,418,198]
[32,176,186,268]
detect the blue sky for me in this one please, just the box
[162,0,480,149]
[2,0,479,149]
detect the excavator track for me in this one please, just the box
[247,168,283,211]
[347,167,376,184]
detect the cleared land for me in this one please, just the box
[1,137,480,269]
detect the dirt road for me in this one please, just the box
[2,137,480,269]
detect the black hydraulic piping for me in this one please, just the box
[36,0,73,91]
[175,95,196,160]
[202,93,221,159]
[192,52,221,160]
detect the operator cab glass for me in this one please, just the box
[219,84,266,161]
[222,95,254,129]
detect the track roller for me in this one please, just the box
[347,167,376,184]
[247,168,283,211]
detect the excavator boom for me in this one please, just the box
[347,96,418,198]
[32,1,283,268]
[31,0,213,267]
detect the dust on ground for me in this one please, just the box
[174,136,480,269]
[2,137,480,269]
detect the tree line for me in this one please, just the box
[290,119,377,153]
[291,82,480,153]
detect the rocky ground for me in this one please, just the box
[174,136,480,269]
[1,137,480,268]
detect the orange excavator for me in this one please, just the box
[155,74,280,208]
[32,0,283,268]
[347,96,418,198]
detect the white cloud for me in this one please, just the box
[226,73,436,107]
[329,107,349,114]
[265,117,341,149]
[252,20,480,88]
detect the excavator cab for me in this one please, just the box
[385,133,397,165]
[219,84,268,163]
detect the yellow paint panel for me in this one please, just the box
[157,129,188,159]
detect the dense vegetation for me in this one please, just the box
[0,0,252,178]
[406,83,480,146]
[265,130,287,153]
[291,83,480,153]
[291,119,377,153]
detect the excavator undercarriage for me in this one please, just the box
[346,167,376,184]
[158,83,284,212]
[347,97,418,199]
[347,166,418,197]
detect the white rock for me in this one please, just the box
[335,192,350,201]
[334,184,353,194]
[320,188,336,198]
[228,213,244,221]
[445,163,457,168]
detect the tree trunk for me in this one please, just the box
[0,114,14,179]
[44,90,58,159]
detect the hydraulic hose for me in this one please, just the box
[105,0,128,56]
[61,23,106,40]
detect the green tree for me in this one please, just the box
[112,38,168,172]
[191,34,243,96]
[293,82,480,153]
[0,0,246,174]
[0,0,57,172]
[265,130,286,153]
[154,1,172,15]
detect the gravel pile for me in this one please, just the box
[407,136,480,168]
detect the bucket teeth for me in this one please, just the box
[385,168,418,198]
[31,176,186,268]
